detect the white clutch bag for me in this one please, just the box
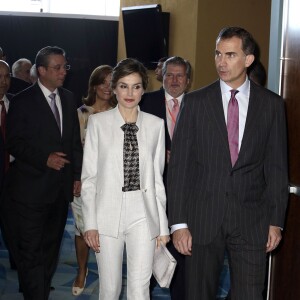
[71,199,85,235]
[152,242,177,288]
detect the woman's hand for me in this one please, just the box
[156,235,170,248]
[84,230,100,253]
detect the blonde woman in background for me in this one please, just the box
[71,65,116,296]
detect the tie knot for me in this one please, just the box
[172,98,179,107]
[230,89,239,98]
[49,93,56,102]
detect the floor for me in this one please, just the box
[0,207,229,299]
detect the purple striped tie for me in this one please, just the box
[227,90,239,166]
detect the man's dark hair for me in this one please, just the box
[216,27,257,56]
[35,46,66,69]
[248,60,267,87]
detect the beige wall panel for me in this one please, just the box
[118,0,271,91]
[196,0,272,89]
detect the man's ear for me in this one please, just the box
[245,54,255,68]
[37,66,46,76]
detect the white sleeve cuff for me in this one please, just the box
[170,223,188,234]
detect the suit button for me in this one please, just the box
[226,192,229,197]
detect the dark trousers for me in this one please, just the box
[2,190,69,300]
[185,224,267,300]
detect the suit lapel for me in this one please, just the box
[156,89,171,144]
[205,81,231,162]
[136,111,146,183]
[34,85,62,137]
[113,108,125,181]
[237,82,263,161]
[59,88,67,138]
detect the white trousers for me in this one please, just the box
[96,190,156,300]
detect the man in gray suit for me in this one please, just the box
[167,27,288,300]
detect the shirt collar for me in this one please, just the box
[220,77,250,97]
[38,79,58,100]
[1,94,9,104]
[164,91,185,104]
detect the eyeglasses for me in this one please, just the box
[46,64,71,71]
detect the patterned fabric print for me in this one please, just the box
[121,123,140,192]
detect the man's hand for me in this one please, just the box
[47,152,70,170]
[73,181,81,197]
[266,225,282,253]
[84,229,100,253]
[172,228,192,256]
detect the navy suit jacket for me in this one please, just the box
[167,80,289,245]
[140,88,172,151]
[5,83,82,204]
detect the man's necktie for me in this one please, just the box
[0,100,9,171]
[170,98,179,139]
[227,90,239,166]
[49,93,61,132]
[121,123,140,192]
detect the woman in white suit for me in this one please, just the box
[81,58,170,300]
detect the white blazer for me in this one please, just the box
[81,106,169,240]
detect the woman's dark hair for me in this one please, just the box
[111,58,148,90]
[83,65,116,107]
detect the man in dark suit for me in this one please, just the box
[167,27,288,300]
[0,60,17,270]
[0,60,11,188]
[140,56,191,300]
[1,46,82,300]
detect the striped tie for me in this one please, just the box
[49,93,61,132]
[227,90,239,166]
